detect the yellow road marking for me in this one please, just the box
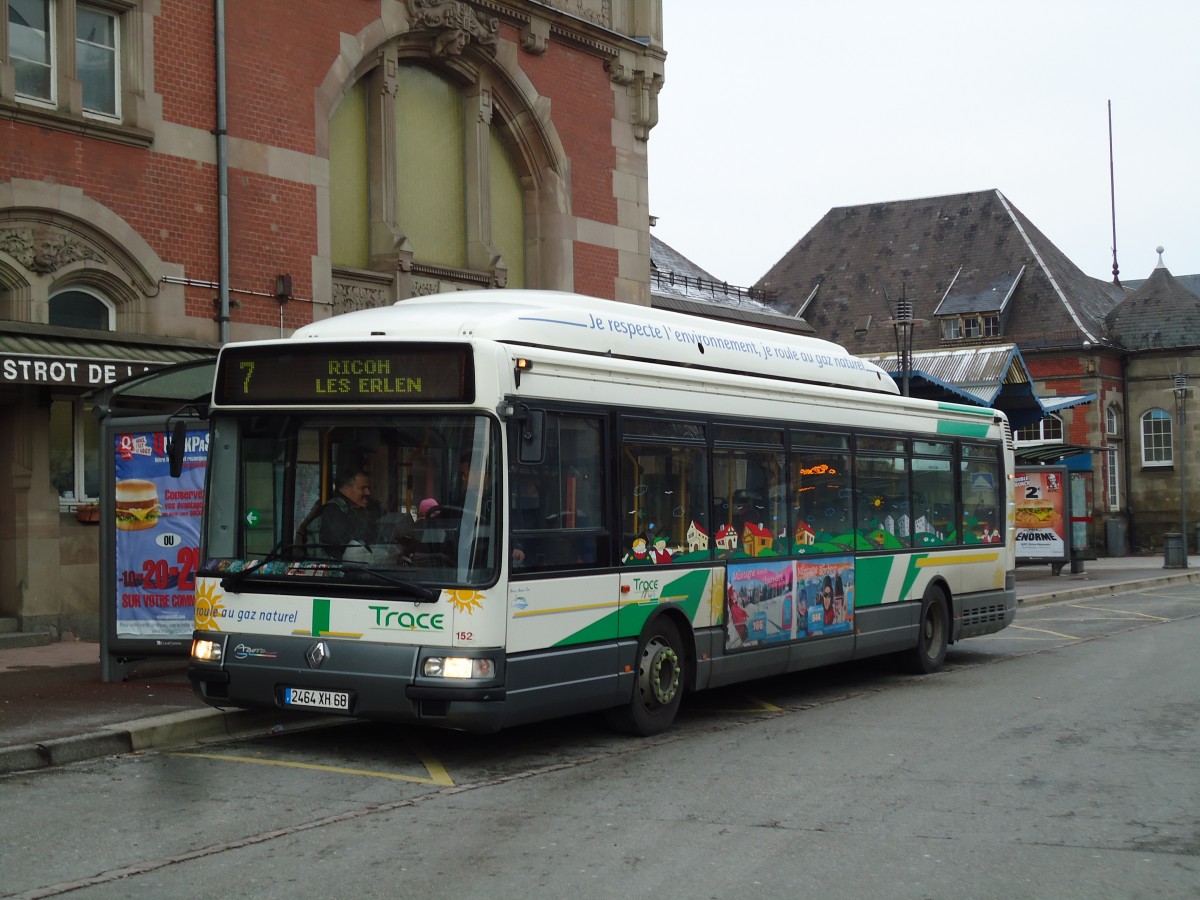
[695,694,784,714]
[1067,603,1171,622]
[172,740,454,785]
[1008,623,1079,640]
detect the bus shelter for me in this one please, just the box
[89,360,214,681]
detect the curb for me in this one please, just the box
[1018,569,1200,607]
[0,707,340,777]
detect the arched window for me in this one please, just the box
[49,288,114,330]
[1140,408,1173,466]
[1014,414,1063,445]
[1105,404,1120,437]
[328,59,527,288]
[1104,404,1122,510]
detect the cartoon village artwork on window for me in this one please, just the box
[620,486,1002,567]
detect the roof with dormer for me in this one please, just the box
[755,189,1128,355]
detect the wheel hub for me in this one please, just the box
[642,638,680,706]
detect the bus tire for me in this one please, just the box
[901,588,948,675]
[606,617,686,736]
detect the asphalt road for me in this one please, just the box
[2,582,1198,900]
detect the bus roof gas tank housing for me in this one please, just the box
[289,290,898,397]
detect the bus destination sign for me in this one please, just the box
[213,343,473,405]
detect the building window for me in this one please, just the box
[8,0,54,104]
[1105,446,1120,510]
[50,396,100,504]
[1105,403,1120,436]
[1105,404,1121,509]
[1015,414,1063,445]
[49,287,114,329]
[329,58,528,287]
[941,314,999,340]
[1140,408,1172,467]
[4,0,141,136]
[77,3,118,118]
[395,64,467,269]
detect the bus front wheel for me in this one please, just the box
[901,589,948,675]
[606,617,686,736]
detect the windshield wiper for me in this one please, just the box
[219,540,439,603]
[333,562,439,602]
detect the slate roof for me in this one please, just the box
[1104,251,1200,350]
[1124,272,1200,297]
[650,234,813,334]
[755,189,1128,355]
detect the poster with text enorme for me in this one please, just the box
[113,429,208,637]
[1014,468,1067,559]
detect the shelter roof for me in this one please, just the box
[861,344,1095,428]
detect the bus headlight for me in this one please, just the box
[191,637,224,663]
[423,657,496,679]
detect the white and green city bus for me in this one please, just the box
[188,290,1016,735]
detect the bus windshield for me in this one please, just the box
[201,412,499,588]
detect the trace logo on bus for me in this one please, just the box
[369,604,446,632]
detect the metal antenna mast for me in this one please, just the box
[1109,100,1121,287]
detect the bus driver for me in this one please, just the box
[319,469,377,559]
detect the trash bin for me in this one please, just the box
[1163,532,1184,568]
[1106,519,1127,557]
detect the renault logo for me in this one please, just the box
[306,641,330,669]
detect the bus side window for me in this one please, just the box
[621,440,708,564]
[790,446,851,550]
[511,412,608,571]
[961,445,1002,544]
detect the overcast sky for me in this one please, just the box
[647,0,1200,290]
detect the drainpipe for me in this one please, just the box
[214,0,231,344]
[1121,351,1134,548]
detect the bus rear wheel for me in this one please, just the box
[901,589,948,674]
[606,617,686,736]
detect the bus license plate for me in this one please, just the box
[283,687,351,711]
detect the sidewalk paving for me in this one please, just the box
[2,554,1198,776]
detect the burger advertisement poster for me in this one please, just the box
[1014,467,1068,560]
[114,429,208,636]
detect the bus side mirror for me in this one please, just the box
[167,419,187,478]
[517,409,546,466]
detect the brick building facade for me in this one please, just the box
[0,0,665,637]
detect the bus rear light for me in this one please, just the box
[423,657,496,679]
[191,637,223,663]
